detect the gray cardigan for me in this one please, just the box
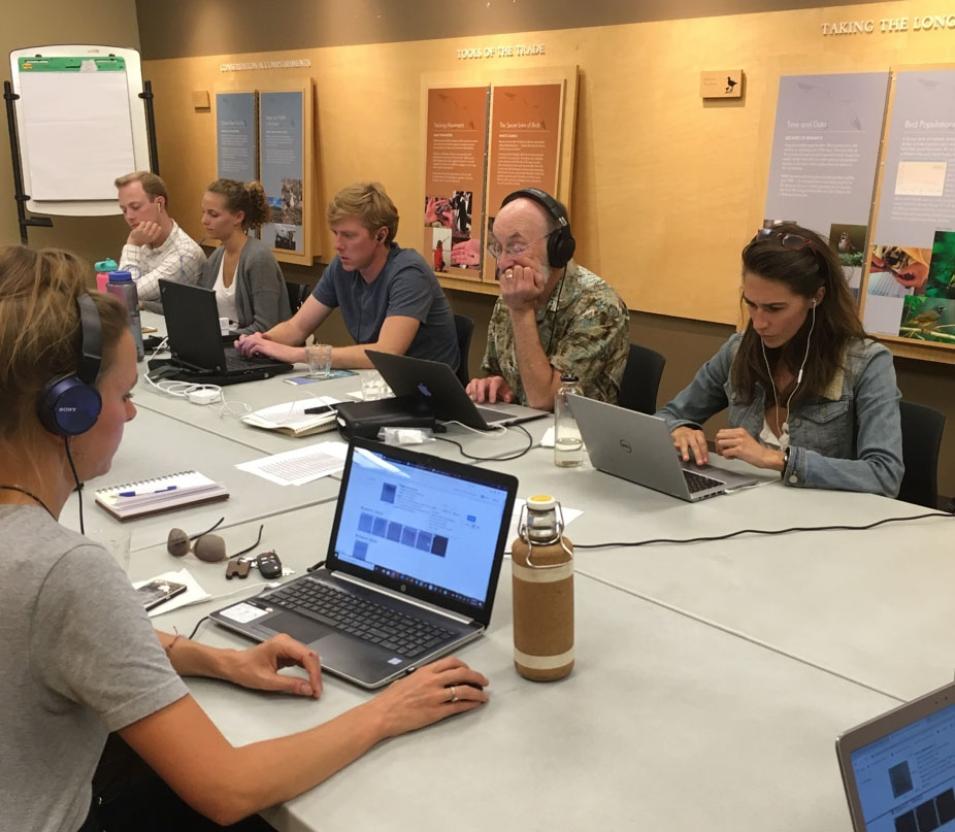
[199,236,291,334]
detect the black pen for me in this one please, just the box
[304,404,336,415]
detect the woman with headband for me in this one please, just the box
[656,223,903,497]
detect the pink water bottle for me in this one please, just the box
[94,259,118,292]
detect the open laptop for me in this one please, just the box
[211,437,518,688]
[366,350,547,430]
[568,394,759,501]
[837,680,955,831]
[157,279,292,383]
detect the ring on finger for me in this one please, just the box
[448,685,458,703]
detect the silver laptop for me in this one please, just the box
[211,437,517,689]
[568,394,758,501]
[367,350,547,430]
[837,680,955,831]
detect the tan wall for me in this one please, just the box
[152,2,955,497]
[0,1,140,262]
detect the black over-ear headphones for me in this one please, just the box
[37,294,103,436]
[500,187,576,268]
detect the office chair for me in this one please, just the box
[617,342,666,414]
[453,314,474,386]
[286,281,311,313]
[898,400,946,509]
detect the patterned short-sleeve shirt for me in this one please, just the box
[481,261,629,405]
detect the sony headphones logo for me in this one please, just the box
[59,407,79,413]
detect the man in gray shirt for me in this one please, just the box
[235,182,459,371]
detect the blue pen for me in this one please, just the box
[118,485,177,498]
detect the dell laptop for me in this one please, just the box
[157,279,292,383]
[568,394,759,501]
[211,437,518,689]
[366,350,547,430]
[837,679,955,831]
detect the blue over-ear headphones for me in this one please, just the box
[500,188,576,268]
[37,293,103,436]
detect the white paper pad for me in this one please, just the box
[508,499,583,544]
[241,396,342,432]
[133,568,209,618]
[236,441,349,486]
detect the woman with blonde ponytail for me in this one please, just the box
[199,179,291,333]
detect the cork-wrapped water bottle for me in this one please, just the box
[511,494,574,681]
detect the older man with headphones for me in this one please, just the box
[466,189,629,411]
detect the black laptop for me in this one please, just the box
[366,350,547,430]
[210,437,518,688]
[157,279,292,383]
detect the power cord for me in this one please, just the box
[435,424,534,461]
[573,510,954,550]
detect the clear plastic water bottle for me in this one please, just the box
[554,374,584,467]
[106,271,145,361]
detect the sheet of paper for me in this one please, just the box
[236,441,349,486]
[508,499,583,545]
[133,568,209,618]
[895,160,947,197]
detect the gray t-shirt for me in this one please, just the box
[0,506,188,832]
[311,243,459,370]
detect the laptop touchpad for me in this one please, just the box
[264,611,334,645]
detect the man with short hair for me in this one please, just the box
[236,181,459,370]
[466,189,629,411]
[115,171,205,303]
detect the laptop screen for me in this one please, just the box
[328,441,515,623]
[849,702,955,831]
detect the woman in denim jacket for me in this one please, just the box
[657,224,903,497]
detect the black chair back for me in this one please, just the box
[618,343,666,414]
[287,281,311,313]
[898,400,945,508]
[453,314,474,386]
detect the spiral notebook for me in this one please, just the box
[94,470,230,519]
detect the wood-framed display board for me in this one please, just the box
[420,66,578,297]
[213,79,316,266]
[761,66,955,364]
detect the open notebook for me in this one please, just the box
[94,470,229,519]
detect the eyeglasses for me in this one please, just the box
[167,516,263,563]
[486,228,556,260]
[751,228,820,252]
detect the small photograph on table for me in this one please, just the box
[924,230,955,300]
[867,244,932,299]
[899,296,955,344]
[431,226,452,273]
[828,222,867,303]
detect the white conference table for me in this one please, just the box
[140,507,896,832]
[485,447,955,703]
[62,407,342,552]
[112,312,955,828]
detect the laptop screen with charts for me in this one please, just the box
[158,279,292,381]
[365,350,547,430]
[567,394,759,501]
[837,680,955,831]
[210,438,518,688]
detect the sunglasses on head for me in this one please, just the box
[751,227,820,252]
[167,516,263,563]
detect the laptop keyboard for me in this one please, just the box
[224,350,275,372]
[267,578,456,658]
[683,469,726,494]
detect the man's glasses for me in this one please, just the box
[486,228,556,260]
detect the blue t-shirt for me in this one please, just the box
[312,243,459,370]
